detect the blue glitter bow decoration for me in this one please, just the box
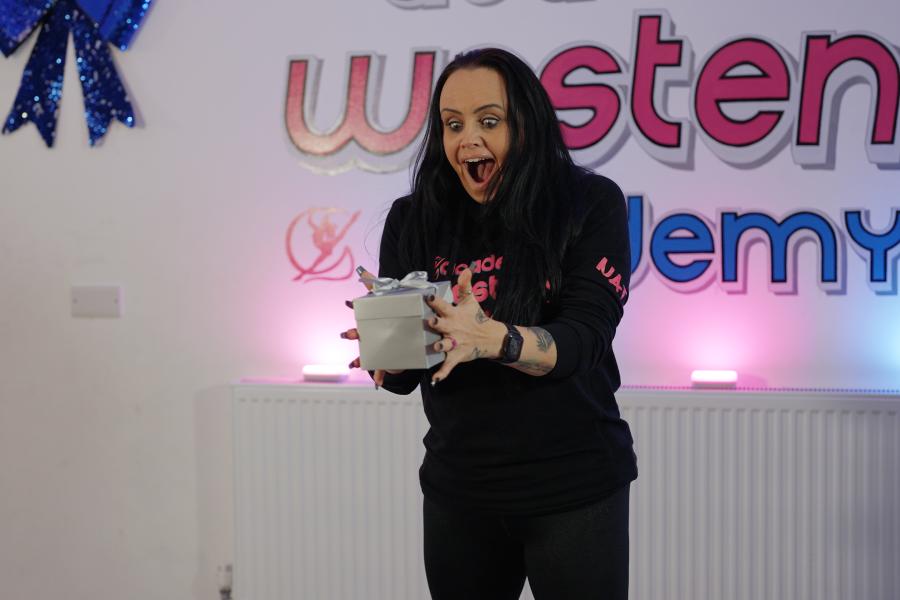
[0,0,151,146]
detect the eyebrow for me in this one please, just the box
[440,103,505,114]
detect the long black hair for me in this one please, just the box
[398,47,584,325]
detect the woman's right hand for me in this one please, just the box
[340,326,403,387]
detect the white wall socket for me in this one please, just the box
[71,285,122,318]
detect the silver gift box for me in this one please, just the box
[353,281,452,370]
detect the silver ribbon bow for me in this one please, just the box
[365,271,435,295]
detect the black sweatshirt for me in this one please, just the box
[377,172,637,516]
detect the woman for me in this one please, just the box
[345,48,636,600]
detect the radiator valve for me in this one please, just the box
[217,564,233,600]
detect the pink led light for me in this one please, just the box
[691,369,738,389]
[302,364,350,382]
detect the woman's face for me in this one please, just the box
[439,67,510,204]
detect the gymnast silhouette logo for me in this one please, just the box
[286,207,361,282]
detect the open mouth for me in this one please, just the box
[464,157,497,185]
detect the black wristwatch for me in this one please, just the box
[497,322,524,364]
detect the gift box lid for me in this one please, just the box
[353,281,451,320]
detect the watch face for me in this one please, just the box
[508,335,523,362]
[501,326,524,363]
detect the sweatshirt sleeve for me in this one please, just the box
[370,197,426,395]
[540,175,631,379]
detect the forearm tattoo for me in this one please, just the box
[528,327,555,353]
[513,359,552,376]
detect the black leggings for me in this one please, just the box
[423,485,629,600]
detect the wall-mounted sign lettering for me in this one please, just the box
[285,10,900,173]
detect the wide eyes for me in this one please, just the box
[443,116,502,132]
[481,116,499,129]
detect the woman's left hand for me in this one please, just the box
[426,267,505,384]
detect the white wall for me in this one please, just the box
[1,1,898,599]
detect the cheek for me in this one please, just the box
[442,139,457,169]
[490,132,510,163]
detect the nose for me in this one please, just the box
[461,130,484,148]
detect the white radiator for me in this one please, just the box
[232,383,900,600]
